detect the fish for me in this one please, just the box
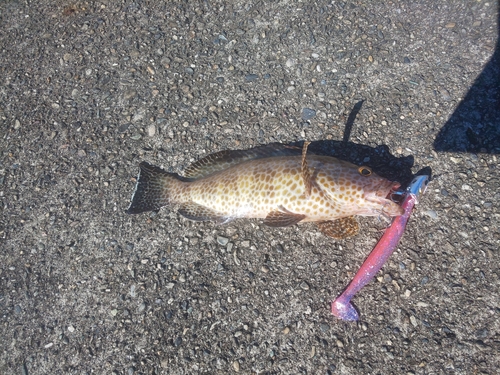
[331,174,430,320]
[126,142,403,239]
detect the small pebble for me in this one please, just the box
[147,124,156,137]
[310,346,316,358]
[409,315,418,327]
[404,57,411,64]
[301,108,316,120]
[118,123,130,133]
[282,326,290,334]
[319,323,330,332]
[132,111,144,122]
[174,337,182,347]
[67,325,75,332]
[233,361,240,372]
[217,236,229,246]
[245,74,258,82]
[423,210,437,219]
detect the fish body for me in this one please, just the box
[127,143,403,239]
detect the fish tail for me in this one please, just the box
[126,162,181,214]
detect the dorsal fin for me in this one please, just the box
[183,142,305,179]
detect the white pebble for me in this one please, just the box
[233,361,240,372]
[423,210,438,219]
[409,315,418,327]
[147,124,156,137]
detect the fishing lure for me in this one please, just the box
[331,174,430,321]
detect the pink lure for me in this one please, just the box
[332,175,430,321]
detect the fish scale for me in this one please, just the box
[127,143,403,239]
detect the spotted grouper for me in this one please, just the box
[126,142,403,239]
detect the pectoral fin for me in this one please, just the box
[178,202,230,224]
[317,217,359,239]
[263,206,306,227]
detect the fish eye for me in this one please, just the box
[358,166,372,176]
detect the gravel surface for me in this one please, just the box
[1,1,499,374]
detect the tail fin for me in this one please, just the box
[126,162,179,214]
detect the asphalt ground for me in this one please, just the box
[1,1,499,374]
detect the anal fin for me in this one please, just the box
[263,206,306,227]
[317,217,359,239]
[178,202,230,224]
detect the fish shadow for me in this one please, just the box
[291,100,418,187]
[301,140,415,188]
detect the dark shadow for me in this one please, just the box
[293,103,417,188]
[434,3,500,153]
[343,100,364,143]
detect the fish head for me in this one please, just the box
[320,162,403,217]
[354,166,403,217]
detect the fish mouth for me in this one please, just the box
[364,180,403,216]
